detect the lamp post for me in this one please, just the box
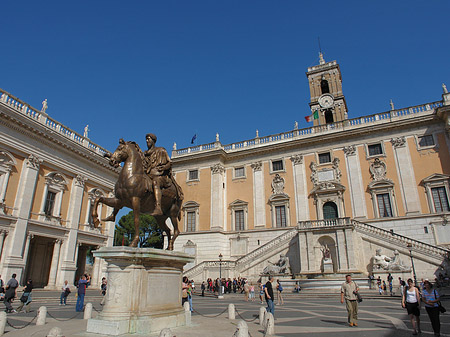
[218,253,223,299]
[407,243,418,287]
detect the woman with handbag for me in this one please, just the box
[16,280,33,313]
[422,279,441,336]
[402,278,421,335]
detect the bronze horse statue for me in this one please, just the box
[91,139,183,250]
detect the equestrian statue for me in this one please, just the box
[91,133,184,250]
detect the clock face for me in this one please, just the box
[318,94,334,109]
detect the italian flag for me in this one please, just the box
[305,110,319,122]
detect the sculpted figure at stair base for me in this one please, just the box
[262,254,291,275]
[91,135,184,250]
[372,249,409,271]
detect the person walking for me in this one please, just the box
[387,273,393,296]
[181,276,189,307]
[377,276,382,295]
[4,273,18,313]
[16,280,33,313]
[259,282,264,304]
[421,279,441,336]
[60,280,70,305]
[201,281,205,297]
[340,274,359,327]
[250,284,255,301]
[264,276,275,316]
[76,275,88,312]
[276,279,284,305]
[100,277,107,306]
[402,278,421,335]
[187,281,193,312]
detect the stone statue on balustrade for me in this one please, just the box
[262,254,291,275]
[41,99,48,113]
[372,249,409,271]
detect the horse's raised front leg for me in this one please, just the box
[168,216,179,251]
[155,216,171,250]
[129,197,141,247]
[102,207,120,222]
[92,196,123,228]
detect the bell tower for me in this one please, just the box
[306,53,348,126]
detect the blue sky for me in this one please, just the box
[2,1,449,154]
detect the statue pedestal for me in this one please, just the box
[86,247,194,336]
[323,259,333,273]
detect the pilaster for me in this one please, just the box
[343,146,367,219]
[336,229,348,271]
[291,155,309,221]
[391,137,421,215]
[298,231,308,273]
[306,231,315,272]
[251,162,266,227]
[210,164,225,230]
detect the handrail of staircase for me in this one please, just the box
[184,260,237,278]
[235,227,298,268]
[352,219,450,257]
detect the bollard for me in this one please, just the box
[265,312,275,335]
[183,301,191,325]
[36,306,47,326]
[159,328,174,337]
[228,303,235,320]
[46,326,63,337]
[235,320,248,337]
[84,303,93,319]
[0,311,6,336]
[259,307,266,327]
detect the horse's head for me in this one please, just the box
[109,139,129,168]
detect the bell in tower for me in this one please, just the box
[306,53,348,126]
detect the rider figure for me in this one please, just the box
[144,133,172,216]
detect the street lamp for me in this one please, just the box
[218,253,223,298]
[407,243,418,287]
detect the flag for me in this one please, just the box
[191,134,197,144]
[305,110,319,122]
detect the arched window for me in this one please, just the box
[323,202,338,219]
[325,110,334,124]
[321,79,330,94]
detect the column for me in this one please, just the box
[91,246,101,287]
[251,162,266,227]
[290,155,309,222]
[5,155,41,271]
[210,164,225,230]
[391,137,421,214]
[57,175,86,285]
[343,146,367,219]
[46,239,62,288]
[335,229,348,271]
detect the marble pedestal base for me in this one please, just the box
[86,247,193,336]
[323,259,333,273]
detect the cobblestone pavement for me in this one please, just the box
[2,289,449,336]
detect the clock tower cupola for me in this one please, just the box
[306,53,348,126]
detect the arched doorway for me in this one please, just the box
[323,202,338,219]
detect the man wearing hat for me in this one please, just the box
[144,133,173,216]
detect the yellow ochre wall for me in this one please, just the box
[226,166,254,229]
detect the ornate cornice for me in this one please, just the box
[251,161,262,172]
[343,145,356,156]
[211,163,225,175]
[391,136,406,148]
[290,154,303,165]
[26,154,42,170]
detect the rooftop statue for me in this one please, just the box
[91,134,184,249]
[41,99,48,113]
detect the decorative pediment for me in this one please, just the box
[421,173,450,185]
[0,151,16,172]
[229,199,248,208]
[184,240,196,247]
[182,201,200,209]
[368,179,394,190]
[311,181,346,195]
[268,193,290,203]
[45,172,68,189]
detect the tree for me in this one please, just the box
[114,211,163,248]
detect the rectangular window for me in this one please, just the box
[188,170,199,181]
[235,210,245,231]
[376,193,393,217]
[44,191,56,216]
[235,167,245,178]
[275,205,287,227]
[418,135,435,147]
[431,186,450,212]
[318,152,331,164]
[368,143,383,156]
[186,211,196,232]
[424,226,428,234]
[272,160,284,172]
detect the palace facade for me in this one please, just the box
[0,89,118,288]
[172,55,450,282]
